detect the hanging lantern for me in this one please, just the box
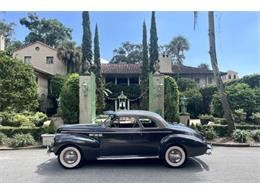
[117,91,127,110]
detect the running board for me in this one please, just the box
[97,155,159,160]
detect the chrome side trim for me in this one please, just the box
[97,155,159,160]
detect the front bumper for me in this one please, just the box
[206,144,213,155]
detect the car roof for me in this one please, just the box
[104,110,168,127]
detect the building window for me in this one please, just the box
[46,56,54,64]
[233,75,236,79]
[24,56,32,64]
[117,77,128,85]
[105,77,115,84]
[195,78,200,83]
[228,75,232,79]
[129,77,139,85]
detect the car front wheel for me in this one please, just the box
[58,146,83,169]
[164,146,186,168]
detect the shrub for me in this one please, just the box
[0,126,45,141]
[0,111,47,127]
[199,85,217,114]
[232,130,251,143]
[252,112,260,125]
[234,109,247,123]
[198,125,217,140]
[9,134,36,147]
[0,52,38,112]
[43,120,57,134]
[32,112,48,127]
[58,73,79,124]
[252,130,260,142]
[13,113,35,127]
[198,124,228,137]
[0,132,8,145]
[199,114,214,125]
[164,76,179,122]
[181,88,203,118]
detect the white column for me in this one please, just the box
[115,77,117,85]
[127,77,130,86]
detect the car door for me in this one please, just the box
[100,116,144,157]
[138,117,172,156]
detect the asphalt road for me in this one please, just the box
[0,146,259,183]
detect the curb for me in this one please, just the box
[0,145,46,151]
[210,142,260,147]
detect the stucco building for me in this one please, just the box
[221,70,239,82]
[0,34,5,51]
[13,41,66,97]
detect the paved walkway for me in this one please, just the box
[0,146,259,182]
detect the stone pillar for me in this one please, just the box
[149,73,164,117]
[79,73,96,124]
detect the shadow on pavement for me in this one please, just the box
[36,156,209,176]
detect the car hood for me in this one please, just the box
[58,123,104,132]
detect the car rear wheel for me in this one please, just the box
[164,146,186,168]
[58,146,82,169]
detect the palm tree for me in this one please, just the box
[166,36,190,65]
[194,11,235,132]
[57,41,81,74]
[208,11,235,132]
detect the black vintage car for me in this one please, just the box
[48,110,212,169]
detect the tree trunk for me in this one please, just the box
[208,11,235,133]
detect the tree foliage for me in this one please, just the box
[198,63,209,70]
[211,83,258,118]
[0,20,15,45]
[164,76,179,122]
[0,52,38,112]
[110,42,142,64]
[165,36,189,65]
[58,74,79,124]
[140,21,149,110]
[82,11,93,70]
[149,11,159,73]
[57,41,81,73]
[94,24,105,114]
[20,13,72,47]
[177,77,198,92]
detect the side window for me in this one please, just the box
[110,117,140,128]
[139,117,158,128]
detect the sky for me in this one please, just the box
[0,11,259,76]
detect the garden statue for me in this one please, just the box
[80,59,90,75]
[180,96,187,114]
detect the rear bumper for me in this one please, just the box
[206,144,213,155]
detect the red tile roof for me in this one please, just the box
[171,64,213,74]
[101,63,141,74]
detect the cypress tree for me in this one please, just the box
[82,11,93,71]
[140,21,149,109]
[149,11,159,73]
[94,24,104,114]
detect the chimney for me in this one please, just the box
[159,53,172,73]
[0,34,5,51]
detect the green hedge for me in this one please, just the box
[198,124,260,137]
[0,126,46,141]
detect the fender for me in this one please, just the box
[159,134,207,158]
[53,133,100,159]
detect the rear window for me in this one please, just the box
[139,117,158,128]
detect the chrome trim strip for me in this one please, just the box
[97,155,159,160]
[63,130,172,134]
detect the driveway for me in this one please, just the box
[0,146,259,183]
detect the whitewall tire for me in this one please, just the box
[164,146,186,168]
[58,146,82,169]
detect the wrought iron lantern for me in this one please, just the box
[117,91,127,110]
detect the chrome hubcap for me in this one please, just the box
[63,150,78,164]
[168,149,182,163]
